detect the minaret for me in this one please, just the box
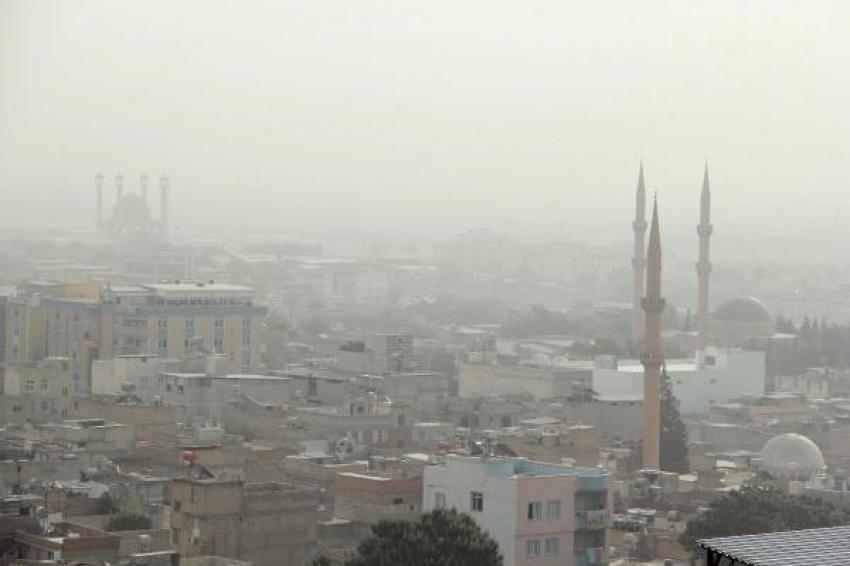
[641,196,665,470]
[95,173,104,231]
[159,174,170,239]
[140,173,149,202]
[632,163,648,344]
[115,173,124,202]
[696,164,712,350]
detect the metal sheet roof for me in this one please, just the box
[700,525,850,565]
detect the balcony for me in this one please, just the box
[575,547,608,566]
[575,509,607,530]
[576,474,607,492]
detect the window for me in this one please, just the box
[158,318,168,328]
[546,499,561,520]
[434,492,446,510]
[40,380,49,391]
[526,539,541,558]
[544,537,560,556]
[392,497,403,505]
[190,486,199,502]
[25,380,35,392]
[527,501,542,521]
[470,491,483,512]
[214,318,224,328]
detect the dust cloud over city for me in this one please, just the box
[1,2,850,566]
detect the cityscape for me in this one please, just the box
[2,2,850,566]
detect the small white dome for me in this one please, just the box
[760,433,826,478]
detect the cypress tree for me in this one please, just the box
[660,364,689,473]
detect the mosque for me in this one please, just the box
[628,164,792,469]
[95,172,170,240]
[630,164,791,353]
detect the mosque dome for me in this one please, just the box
[713,296,771,323]
[112,194,154,231]
[760,433,826,478]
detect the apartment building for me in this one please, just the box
[423,456,609,566]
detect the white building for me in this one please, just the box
[592,347,765,414]
[423,456,609,566]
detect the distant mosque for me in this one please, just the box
[95,172,170,240]
[630,164,789,352]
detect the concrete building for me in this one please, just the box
[458,361,592,400]
[333,470,423,525]
[156,372,294,420]
[1,357,76,423]
[170,475,318,566]
[103,283,266,373]
[4,280,266,392]
[16,522,120,564]
[91,354,163,397]
[337,333,416,374]
[423,456,609,566]
[592,348,766,415]
[38,418,136,456]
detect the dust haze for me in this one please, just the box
[2,1,849,256]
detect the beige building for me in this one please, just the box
[104,283,266,374]
[1,357,76,423]
[170,476,318,566]
[3,281,267,393]
[458,361,592,400]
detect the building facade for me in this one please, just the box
[423,456,609,566]
[170,477,318,566]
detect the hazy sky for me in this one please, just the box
[1,1,848,253]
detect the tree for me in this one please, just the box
[680,486,850,554]
[660,365,689,473]
[310,557,333,566]
[344,509,502,566]
[104,510,152,532]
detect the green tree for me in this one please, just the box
[660,365,689,473]
[310,557,333,566]
[104,510,152,532]
[680,486,850,554]
[345,509,502,566]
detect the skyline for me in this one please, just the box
[2,1,849,256]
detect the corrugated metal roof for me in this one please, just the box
[700,525,850,565]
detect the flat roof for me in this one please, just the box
[700,525,850,565]
[143,283,254,294]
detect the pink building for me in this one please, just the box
[423,456,608,566]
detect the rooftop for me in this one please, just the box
[700,525,850,565]
[143,283,254,294]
